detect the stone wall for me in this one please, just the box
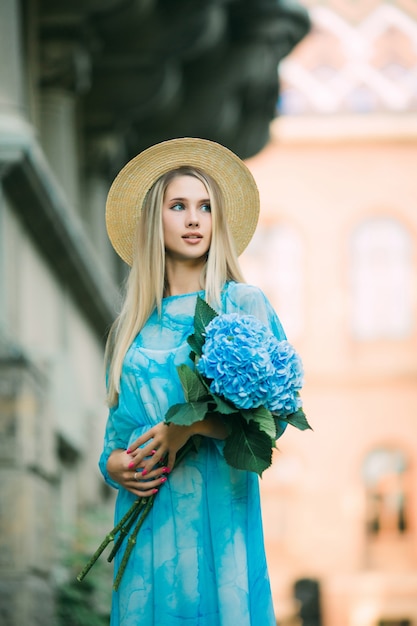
[0,354,55,626]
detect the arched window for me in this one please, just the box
[362,448,409,536]
[241,223,304,339]
[378,620,411,626]
[293,578,322,626]
[350,218,413,339]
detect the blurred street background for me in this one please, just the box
[0,1,416,625]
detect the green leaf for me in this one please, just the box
[187,334,202,359]
[274,417,287,440]
[194,295,218,335]
[239,406,276,439]
[185,298,217,359]
[223,418,274,477]
[211,393,239,415]
[282,408,312,431]
[165,401,209,426]
[177,364,208,402]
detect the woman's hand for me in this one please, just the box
[126,422,193,477]
[127,416,228,476]
[106,448,168,498]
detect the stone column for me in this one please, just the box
[37,33,91,214]
[0,0,24,116]
[83,134,128,282]
[38,88,81,212]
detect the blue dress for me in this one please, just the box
[99,281,286,626]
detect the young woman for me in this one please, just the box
[100,138,287,626]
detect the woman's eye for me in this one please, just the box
[201,203,211,213]
[170,203,184,211]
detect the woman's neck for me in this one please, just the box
[164,259,204,297]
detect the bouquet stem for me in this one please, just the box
[77,437,200,588]
[113,495,155,591]
[76,499,143,583]
[106,498,145,563]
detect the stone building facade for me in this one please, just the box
[0,2,117,623]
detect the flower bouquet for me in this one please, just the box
[77,296,311,590]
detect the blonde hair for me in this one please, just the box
[105,166,245,406]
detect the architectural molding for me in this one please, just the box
[271,113,417,143]
[38,0,311,161]
[0,112,118,337]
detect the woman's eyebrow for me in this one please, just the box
[166,196,210,202]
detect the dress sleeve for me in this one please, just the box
[98,402,127,489]
[98,366,148,489]
[99,400,157,488]
[99,349,164,488]
[223,282,287,341]
[222,281,289,440]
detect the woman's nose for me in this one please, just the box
[186,209,199,227]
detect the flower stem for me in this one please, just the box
[113,495,155,591]
[76,499,142,582]
[77,437,198,587]
[107,498,145,563]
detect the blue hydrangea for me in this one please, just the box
[197,313,304,414]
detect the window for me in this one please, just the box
[293,578,322,624]
[378,619,412,626]
[241,223,304,339]
[363,448,409,536]
[350,218,413,339]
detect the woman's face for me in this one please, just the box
[162,175,212,263]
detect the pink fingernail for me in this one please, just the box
[152,489,158,494]
[160,477,167,484]
[162,466,169,473]
[151,449,157,455]
[142,469,148,476]
[126,448,132,454]
[128,461,135,469]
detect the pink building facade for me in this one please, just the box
[241,1,417,624]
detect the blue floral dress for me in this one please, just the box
[99,281,286,626]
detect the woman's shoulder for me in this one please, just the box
[222,281,270,316]
[223,281,268,307]
[223,281,286,339]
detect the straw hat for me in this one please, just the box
[105,137,260,265]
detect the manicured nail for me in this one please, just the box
[142,469,148,476]
[160,477,167,484]
[152,489,158,494]
[165,467,171,474]
[151,449,157,455]
[126,448,132,454]
[128,461,135,469]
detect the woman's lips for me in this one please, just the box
[182,234,202,243]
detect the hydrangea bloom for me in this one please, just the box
[197,313,304,413]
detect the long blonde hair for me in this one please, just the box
[105,166,245,406]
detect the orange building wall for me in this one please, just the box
[242,124,417,626]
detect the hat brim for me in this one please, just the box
[105,137,260,265]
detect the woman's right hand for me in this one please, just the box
[106,448,169,498]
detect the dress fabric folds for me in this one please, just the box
[99,282,286,626]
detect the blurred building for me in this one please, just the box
[0,1,309,624]
[241,1,417,625]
